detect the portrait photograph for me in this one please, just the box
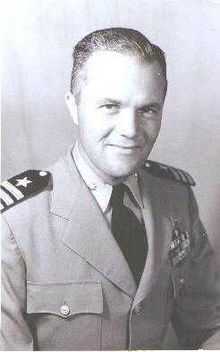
[1,0,220,350]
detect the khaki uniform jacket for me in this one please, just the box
[1,149,220,350]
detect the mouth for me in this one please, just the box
[107,144,142,152]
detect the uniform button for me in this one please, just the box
[39,171,47,176]
[179,278,185,285]
[60,304,70,316]
[179,278,186,296]
[134,303,142,314]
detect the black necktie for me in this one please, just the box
[111,183,147,284]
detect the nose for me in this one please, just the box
[117,109,138,139]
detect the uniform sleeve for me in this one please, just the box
[1,216,33,350]
[171,188,220,349]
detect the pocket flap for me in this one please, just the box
[27,281,103,318]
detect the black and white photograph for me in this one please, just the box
[1,0,220,350]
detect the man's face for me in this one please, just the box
[75,50,167,182]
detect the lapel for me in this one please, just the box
[49,148,137,298]
[132,169,173,308]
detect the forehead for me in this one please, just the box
[81,50,166,102]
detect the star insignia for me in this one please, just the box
[15,177,32,188]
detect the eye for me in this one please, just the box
[99,103,120,114]
[102,104,117,109]
[137,106,159,117]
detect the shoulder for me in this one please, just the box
[0,169,51,213]
[142,160,196,187]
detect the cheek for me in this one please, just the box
[79,111,112,146]
[141,119,162,141]
[78,108,98,137]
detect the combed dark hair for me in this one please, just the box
[70,27,167,97]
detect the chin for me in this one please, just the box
[106,161,142,179]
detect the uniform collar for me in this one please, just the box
[72,143,143,212]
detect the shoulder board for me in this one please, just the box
[143,160,196,186]
[0,170,51,213]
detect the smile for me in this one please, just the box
[107,144,142,151]
[108,144,140,149]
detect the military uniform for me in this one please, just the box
[1,145,220,350]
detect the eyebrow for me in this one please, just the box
[97,98,121,105]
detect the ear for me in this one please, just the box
[65,92,78,125]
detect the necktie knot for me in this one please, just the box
[111,183,126,207]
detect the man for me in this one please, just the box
[1,27,220,350]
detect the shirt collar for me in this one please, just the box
[72,143,143,212]
[72,143,112,212]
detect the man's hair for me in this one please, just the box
[70,27,167,99]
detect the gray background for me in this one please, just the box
[2,0,220,347]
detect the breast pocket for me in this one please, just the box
[26,281,103,350]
